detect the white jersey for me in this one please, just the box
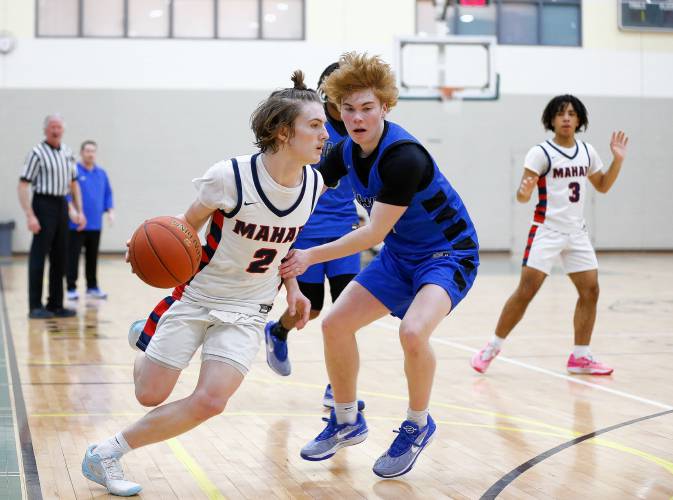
[176,153,323,312]
[524,139,603,233]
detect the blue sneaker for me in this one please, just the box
[82,444,142,496]
[300,409,368,461]
[264,320,291,376]
[322,384,366,411]
[372,415,436,478]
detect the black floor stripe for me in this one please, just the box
[0,273,43,500]
[480,408,673,499]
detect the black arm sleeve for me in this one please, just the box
[316,141,348,188]
[376,143,433,206]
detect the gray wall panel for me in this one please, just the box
[2,90,671,252]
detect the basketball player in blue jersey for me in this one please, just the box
[281,52,479,478]
[264,62,365,409]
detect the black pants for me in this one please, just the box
[28,195,69,310]
[67,230,101,290]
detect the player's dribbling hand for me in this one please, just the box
[279,249,310,279]
[124,239,134,272]
[610,130,628,162]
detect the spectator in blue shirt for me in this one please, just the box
[66,140,114,300]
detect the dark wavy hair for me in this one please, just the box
[250,70,321,153]
[317,62,339,102]
[542,94,588,132]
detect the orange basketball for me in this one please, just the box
[128,216,202,288]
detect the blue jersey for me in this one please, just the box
[342,121,478,257]
[68,163,113,231]
[298,118,358,239]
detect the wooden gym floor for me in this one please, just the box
[0,252,672,499]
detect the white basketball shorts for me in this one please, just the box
[522,224,598,275]
[145,300,266,374]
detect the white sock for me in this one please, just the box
[573,345,592,359]
[490,336,505,349]
[335,401,358,425]
[407,408,429,428]
[94,432,132,458]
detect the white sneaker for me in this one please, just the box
[67,289,79,301]
[128,320,145,351]
[81,444,142,496]
[86,288,108,299]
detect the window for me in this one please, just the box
[83,0,125,37]
[37,0,79,36]
[499,2,538,45]
[174,0,215,38]
[416,0,582,46]
[541,4,580,46]
[36,0,305,39]
[218,0,258,39]
[262,0,303,39]
[128,0,170,37]
[619,0,673,32]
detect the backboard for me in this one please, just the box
[395,35,499,101]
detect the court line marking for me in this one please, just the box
[29,410,673,478]
[17,331,673,489]
[166,438,226,500]
[0,272,36,500]
[480,409,673,499]
[373,320,673,411]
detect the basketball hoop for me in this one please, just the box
[439,86,461,101]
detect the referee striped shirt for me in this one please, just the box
[20,141,78,196]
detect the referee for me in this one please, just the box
[18,114,86,319]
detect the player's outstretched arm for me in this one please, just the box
[280,201,406,279]
[517,169,539,203]
[589,131,628,194]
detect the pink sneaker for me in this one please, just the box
[470,343,500,374]
[566,354,614,375]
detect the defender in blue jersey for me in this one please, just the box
[281,52,479,478]
[264,63,364,409]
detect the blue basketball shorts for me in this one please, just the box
[293,236,361,284]
[354,245,479,318]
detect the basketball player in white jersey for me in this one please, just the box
[471,94,628,376]
[80,71,326,496]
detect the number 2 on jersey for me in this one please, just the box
[246,248,278,274]
[568,182,580,203]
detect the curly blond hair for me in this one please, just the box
[322,52,398,110]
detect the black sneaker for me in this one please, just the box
[29,308,55,319]
[47,307,77,318]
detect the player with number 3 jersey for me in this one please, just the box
[471,94,628,376]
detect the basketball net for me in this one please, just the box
[439,86,461,102]
[439,86,463,114]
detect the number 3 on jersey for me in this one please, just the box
[568,182,580,203]
[246,248,278,274]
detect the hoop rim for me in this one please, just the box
[439,86,462,101]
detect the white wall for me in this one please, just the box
[1,0,672,252]
[2,0,673,96]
